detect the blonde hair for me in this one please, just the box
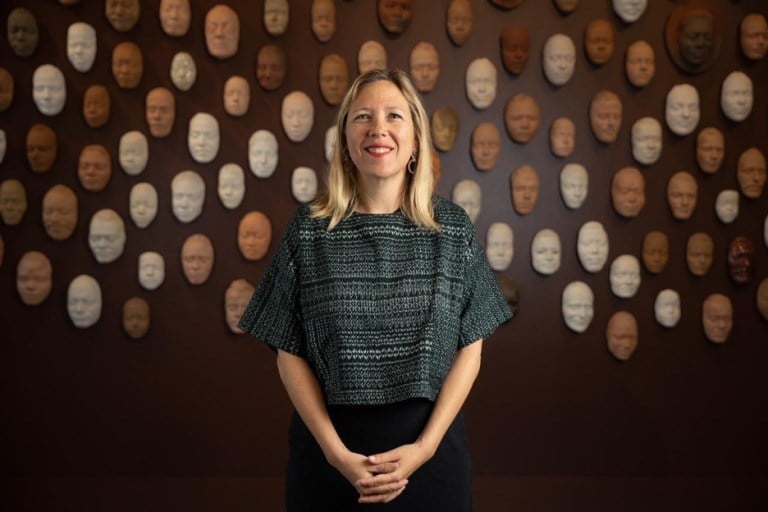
[311,68,438,231]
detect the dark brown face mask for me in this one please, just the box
[728,236,755,285]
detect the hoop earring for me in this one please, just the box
[407,150,417,175]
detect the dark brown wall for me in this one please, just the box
[2,1,767,510]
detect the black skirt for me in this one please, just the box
[285,398,472,511]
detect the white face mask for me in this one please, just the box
[129,182,158,229]
[218,163,246,209]
[281,92,314,142]
[291,167,318,203]
[138,251,165,290]
[720,71,753,122]
[119,130,149,176]
[188,112,220,163]
[715,189,739,224]
[609,254,641,298]
[88,209,126,264]
[170,52,197,91]
[324,126,338,163]
[531,229,561,275]
[665,83,700,136]
[465,58,497,109]
[577,221,609,273]
[32,64,67,116]
[67,22,97,72]
[451,179,481,224]
[612,0,647,23]
[562,280,594,333]
[67,274,102,328]
[654,289,681,328]
[486,222,514,271]
[560,163,588,209]
[248,130,279,178]
[631,117,662,165]
[542,34,576,86]
[171,170,205,223]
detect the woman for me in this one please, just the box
[239,69,512,510]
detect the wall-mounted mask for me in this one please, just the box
[357,40,387,75]
[16,251,52,306]
[728,236,755,285]
[465,58,497,109]
[757,278,768,321]
[123,297,150,340]
[631,117,662,165]
[88,208,126,263]
[78,144,112,192]
[83,84,110,128]
[451,179,481,224]
[500,26,529,75]
[739,13,768,60]
[187,112,220,163]
[613,0,647,24]
[611,166,645,218]
[584,18,614,65]
[665,83,699,136]
[238,211,272,261]
[721,71,753,122]
[319,53,349,105]
[171,170,205,223]
[510,165,539,215]
[715,189,738,224]
[409,42,439,93]
[542,33,576,86]
[666,4,721,74]
[0,68,13,112]
[181,234,214,285]
[470,122,501,171]
[702,293,732,344]
[67,22,97,72]
[145,87,175,137]
[281,91,314,142]
[67,274,101,328]
[606,311,638,362]
[129,182,158,229]
[42,184,77,241]
[736,147,766,199]
[431,107,459,152]
[559,163,588,209]
[119,130,148,175]
[248,130,279,178]
[486,222,514,271]
[170,52,197,91]
[159,0,191,37]
[138,251,165,290]
[26,123,57,173]
[666,171,697,220]
[609,254,641,298]
[225,279,255,334]
[695,127,724,174]
[218,163,245,209]
[224,75,250,117]
[264,0,290,36]
[105,0,140,32]
[291,167,318,203]
[504,93,539,144]
[589,90,622,143]
[554,0,579,15]
[642,231,668,274]
[112,41,143,89]
[7,7,39,58]
[446,0,473,46]
[562,280,594,333]
[577,221,608,273]
[0,179,27,226]
[686,232,713,277]
[205,4,240,59]
[531,228,561,275]
[377,0,413,34]
[32,64,66,116]
[311,0,336,42]
[256,45,287,91]
[549,117,575,158]
[625,40,655,87]
[654,289,680,328]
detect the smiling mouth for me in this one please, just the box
[365,146,392,155]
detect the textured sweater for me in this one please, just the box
[239,196,512,405]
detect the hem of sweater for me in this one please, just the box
[324,384,439,407]
[459,308,514,347]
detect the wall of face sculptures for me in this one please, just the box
[2,0,767,508]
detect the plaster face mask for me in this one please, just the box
[218,163,245,209]
[67,22,97,72]
[737,147,766,199]
[577,221,609,273]
[757,278,768,321]
[281,91,314,143]
[105,0,140,32]
[42,184,78,240]
[721,71,753,122]
[170,52,197,92]
[205,4,240,59]
[625,40,655,87]
[78,144,112,192]
[88,208,126,263]
[696,127,724,174]
[549,117,575,158]
[560,163,588,209]
[0,68,13,111]
[542,34,576,86]
[686,232,713,277]
[248,130,279,178]
[291,167,318,203]
[311,0,336,42]
[159,0,191,37]
[16,251,53,306]
[409,42,439,93]
[181,234,214,285]
[510,165,540,215]
[324,126,337,162]
[584,18,614,65]
[642,231,668,274]
[446,0,473,46]
[654,289,681,328]
[256,45,287,91]
[171,170,205,223]
[187,112,220,164]
[631,117,662,165]
[728,236,755,285]
[609,254,641,298]
[119,130,149,175]
[358,40,387,74]
[32,64,66,116]
[667,171,698,220]
[715,189,738,224]
[264,0,290,35]
[26,123,57,173]
[589,90,622,144]
[83,84,110,128]
[112,42,143,89]
[431,107,459,152]
[486,222,514,271]
[146,87,175,138]
[452,179,481,224]
[224,75,250,117]
[740,13,768,60]
[123,297,150,339]
[470,122,501,171]
[554,0,579,14]
[611,166,645,218]
[138,251,165,290]
[702,294,732,344]
[129,182,158,228]
[500,25,530,75]
[238,211,272,261]
[465,58,497,110]
[613,0,647,24]
[377,0,413,34]
[531,228,561,275]
[665,84,700,136]
[504,93,540,144]
[606,311,639,362]
[224,279,255,333]
[319,54,349,105]
[7,7,39,58]
[672,8,719,73]
[561,280,594,333]
[67,274,101,328]
[0,179,27,226]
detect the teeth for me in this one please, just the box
[367,147,391,154]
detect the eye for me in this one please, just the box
[389,112,403,120]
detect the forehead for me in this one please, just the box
[45,187,76,203]
[473,124,499,139]
[350,80,407,108]
[628,42,653,57]
[183,237,212,253]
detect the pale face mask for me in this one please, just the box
[170,52,197,92]
[720,71,753,122]
[465,58,497,110]
[542,34,576,86]
[654,289,681,328]
[171,171,205,223]
[486,222,514,271]
[409,42,440,93]
[138,251,165,290]
[88,209,126,264]
[264,0,290,36]
[67,22,97,72]
[612,0,647,23]
[281,91,314,143]
[129,182,158,229]
[631,117,662,165]
[531,228,561,275]
[715,189,738,224]
[609,254,641,298]
[32,64,66,116]
[324,126,338,163]
[560,163,588,209]
[16,251,53,306]
[358,40,387,74]
[665,84,700,136]
[562,280,594,333]
[218,163,245,209]
[67,274,102,328]
[451,179,481,224]
[188,113,220,164]
[119,130,149,175]
[248,130,279,178]
[577,221,609,273]
[291,167,318,203]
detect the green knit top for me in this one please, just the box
[239,196,512,406]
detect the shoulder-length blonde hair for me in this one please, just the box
[311,68,438,231]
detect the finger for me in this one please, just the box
[367,462,398,474]
[356,478,408,495]
[358,486,406,504]
[366,449,400,464]
[356,472,402,489]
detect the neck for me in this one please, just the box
[355,174,406,214]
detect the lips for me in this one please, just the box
[365,145,393,155]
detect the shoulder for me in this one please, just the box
[432,195,474,239]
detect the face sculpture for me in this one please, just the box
[549,117,575,158]
[88,209,126,263]
[83,84,110,128]
[686,232,713,277]
[584,18,614,65]
[504,94,540,144]
[702,294,733,344]
[452,179,481,224]
[667,171,697,220]
[205,4,240,59]
[170,52,197,92]
[728,236,755,285]
[611,166,645,217]
[740,13,768,60]
[510,165,540,215]
[264,0,290,36]
[256,45,287,91]
[129,182,158,229]
[112,42,142,89]
[0,68,13,111]
[696,127,724,174]
[105,0,140,31]
[408,42,440,94]
[470,123,501,171]
[486,222,514,272]
[319,54,349,105]
[757,278,768,321]
[291,167,318,203]
[554,0,579,14]
[159,0,191,37]
[67,275,101,328]
[78,144,112,192]
[311,0,336,43]
[606,311,639,362]
[138,251,165,290]
[358,40,387,75]
[625,40,655,87]
[119,130,149,176]
[715,189,739,224]
[500,26,530,75]
[16,251,53,306]
[543,34,576,86]
[721,71,753,122]
[669,7,719,73]
[188,112,220,163]
[181,234,214,285]
[665,84,700,136]
[560,163,588,209]
[123,297,150,340]
[218,163,245,209]
[67,22,97,72]
[631,117,662,165]
[562,281,594,333]
[248,130,279,178]
[613,0,647,24]
[324,125,337,162]
[7,7,39,58]
[281,91,314,143]
[377,0,413,34]
[225,279,256,334]
[171,170,205,223]
[431,107,459,152]
[32,65,66,116]
[577,221,609,273]
[531,228,561,275]
[224,76,250,117]
[589,90,622,144]
[642,231,669,274]
[0,179,27,226]
[737,148,766,199]
[27,123,57,173]
[465,58,497,110]
[447,0,473,46]
[238,211,272,261]
[655,289,681,328]
[609,254,641,298]
[42,185,78,241]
